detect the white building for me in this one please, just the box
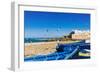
[71,30,90,40]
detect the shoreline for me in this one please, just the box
[25,40,79,46]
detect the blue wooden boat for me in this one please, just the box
[24,41,90,61]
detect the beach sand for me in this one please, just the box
[24,41,78,57]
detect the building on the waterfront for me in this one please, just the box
[71,30,90,40]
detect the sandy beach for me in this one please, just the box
[24,41,78,57]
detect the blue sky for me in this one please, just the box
[24,11,90,38]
